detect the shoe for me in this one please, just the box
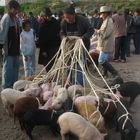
[121,60,126,63]
[113,59,120,62]
[102,62,118,77]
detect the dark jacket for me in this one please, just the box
[61,14,94,50]
[134,15,140,32]
[38,17,61,66]
[0,13,20,56]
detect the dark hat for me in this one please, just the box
[44,7,52,17]
[7,0,20,10]
[64,7,75,15]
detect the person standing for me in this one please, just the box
[134,8,140,54]
[112,11,127,63]
[38,7,61,72]
[61,7,94,85]
[28,12,39,38]
[0,0,20,89]
[124,9,136,57]
[95,6,118,77]
[20,20,36,78]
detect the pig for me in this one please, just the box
[116,81,140,104]
[41,83,52,92]
[75,95,98,106]
[115,100,137,140]
[1,86,41,115]
[23,83,42,97]
[99,98,117,121]
[75,101,106,133]
[39,97,53,110]
[58,112,104,140]
[23,109,63,140]
[51,87,68,110]
[42,90,54,102]
[53,85,62,94]
[13,80,32,91]
[13,96,40,129]
[1,88,25,114]
[68,85,84,100]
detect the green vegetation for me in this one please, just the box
[11,0,140,15]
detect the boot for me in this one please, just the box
[102,62,118,77]
[102,67,108,77]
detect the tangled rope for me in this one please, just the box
[34,37,130,125]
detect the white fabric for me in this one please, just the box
[20,29,36,56]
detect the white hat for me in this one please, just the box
[100,6,111,13]
[75,7,82,13]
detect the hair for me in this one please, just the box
[7,0,20,10]
[22,20,31,29]
[29,12,33,16]
[64,7,75,15]
[135,8,140,15]
[44,7,52,17]
[94,9,98,14]
[124,9,129,15]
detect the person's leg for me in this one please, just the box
[114,37,121,61]
[2,55,14,89]
[0,49,2,67]
[135,32,140,54]
[99,51,118,77]
[23,56,30,77]
[76,52,86,86]
[76,64,84,86]
[125,33,131,57]
[13,56,20,83]
[98,51,109,76]
[137,32,140,54]
[30,54,36,76]
[120,36,126,62]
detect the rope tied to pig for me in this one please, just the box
[118,113,133,130]
[33,37,130,123]
[36,97,41,107]
[103,99,117,115]
[89,110,103,127]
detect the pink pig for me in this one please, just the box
[39,97,53,110]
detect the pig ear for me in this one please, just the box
[124,129,130,134]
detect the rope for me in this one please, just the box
[31,37,130,124]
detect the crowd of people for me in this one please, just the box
[0,0,140,89]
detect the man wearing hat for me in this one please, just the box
[0,0,21,89]
[61,7,94,85]
[95,6,118,77]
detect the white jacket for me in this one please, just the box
[20,29,36,56]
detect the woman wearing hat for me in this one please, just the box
[38,7,61,72]
[95,6,118,77]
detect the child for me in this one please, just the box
[20,20,36,78]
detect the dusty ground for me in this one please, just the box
[0,48,140,140]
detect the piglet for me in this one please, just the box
[39,97,53,110]
[23,109,63,140]
[115,100,137,140]
[13,80,32,91]
[58,112,104,140]
[13,96,40,129]
[52,87,68,110]
[117,81,140,104]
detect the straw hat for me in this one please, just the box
[100,6,111,13]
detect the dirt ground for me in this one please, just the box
[0,48,140,140]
